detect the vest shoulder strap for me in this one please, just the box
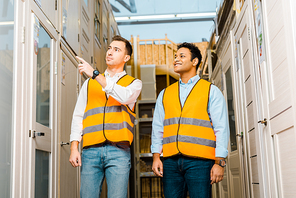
[163,81,179,100]
[117,74,136,87]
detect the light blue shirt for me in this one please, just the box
[151,75,230,158]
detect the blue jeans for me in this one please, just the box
[163,156,214,198]
[80,145,131,198]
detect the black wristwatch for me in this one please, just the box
[92,70,100,79]
[216,159,226,167]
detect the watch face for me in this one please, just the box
[94,70,99,75]
[220,160,226,167]
[92,70,100,79]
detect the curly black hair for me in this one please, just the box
[177,42,202,70]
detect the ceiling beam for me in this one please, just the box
[115,0,137,13]
[111,4,120,12]
[117,17,215,25]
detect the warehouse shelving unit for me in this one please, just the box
[134,99,165,198]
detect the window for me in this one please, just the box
[95,0,101,41]
[225,67,237,151]
[111,26,114,38]
[0,0,14,197]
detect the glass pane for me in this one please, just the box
[111,26,114,38]
[36,25,51,127]
[62,7,67,39]
[0,0,14,197]
[95,20,101,40]
[35,150,49,198]
[103,9,108,46]
[95,0,100,41]
[225,68,237,151]
[95,21,98,38]
[96,1,100,17]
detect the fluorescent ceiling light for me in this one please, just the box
[115,17,130,21]
[130,14,175,20]
[176,12,216,18]
[115,12,216,22]
[0,21,14,26]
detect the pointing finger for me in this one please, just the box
[75,56,86,63]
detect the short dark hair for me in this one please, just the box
[112,35,133,56]
[177,42,202,70]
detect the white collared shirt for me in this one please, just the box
[70,70,142,142]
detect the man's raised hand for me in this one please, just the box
[76,56,94,78]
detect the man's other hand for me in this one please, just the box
[69,141,81,167]
[210,164,224,184]
[152,153,163,177]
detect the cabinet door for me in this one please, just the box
[232,7,265,198]
[34,0,58,29]
[262,0,296,197]
[80,0,92,63]
[59,49,79,198]
[102,1,109,52]
[62,0,80,54]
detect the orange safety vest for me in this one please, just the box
[162,79,216,160]
[82,74,136,148]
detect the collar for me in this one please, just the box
[104,70,126,79]
[179,75,200,85]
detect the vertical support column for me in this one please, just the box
[152,39,154,64]
[137,36,140,79]
[135,102,140,198]
[165,34,169,86]
[145,41,147,65]
[207,49,213,80]
[130,35,134,77]
[133,35,138,79]
[158,39,160,65]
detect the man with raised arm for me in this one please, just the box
[69,35,142,198]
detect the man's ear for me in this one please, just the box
[124,55,131,63]
[193,57,199,66]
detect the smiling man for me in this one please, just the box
[69,35,142,198]
[151,42,230,198]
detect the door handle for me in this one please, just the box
[236,132,243,138]
[60,141,70,146]
[258,118,267,126]
[32,131,45,138]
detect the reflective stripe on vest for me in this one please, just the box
[164,117,212,129]
[82,74,136,148]
[83,105,136,124]
[163,135,216,148]
[162,79,216,160]
[83,121,134,135]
